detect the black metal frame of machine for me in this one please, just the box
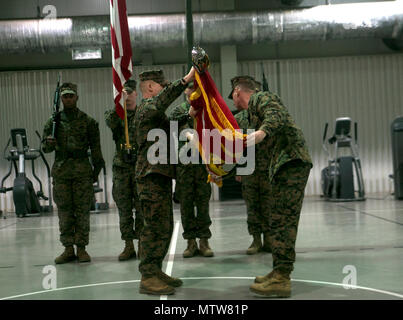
[321,117,365,202]
[88,150,109,213]
[391,116,403,200]
[0,128,53,217]
[92,165,109,213]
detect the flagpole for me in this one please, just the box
[186,0,194,71]
[123,99,131,150]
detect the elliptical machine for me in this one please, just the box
[321,117,365,202]
[87,150,109,213]
[92,165,109,213]
[0,128,53,217]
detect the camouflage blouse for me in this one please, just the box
[42,107,104,180]
[105,108,137,168]
[237,91,312,181]
[133,79,187,179]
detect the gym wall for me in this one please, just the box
[239,53,403,197]
[0,63,222,212]
[0,53,402,212]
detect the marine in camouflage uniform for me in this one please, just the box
[42,82,105,264]
[233,77,272,255]
[105,79,143,261]
[168,83,213,258]
[229,76,312,298]
[134,68,195,295]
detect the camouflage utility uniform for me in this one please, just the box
[245,91,312,275]
[105,108,143,243]
[134,79,187,278]
[235,109,270,241]
[42,106,104,249]
[169,101,212,255]
[169,101,212,239]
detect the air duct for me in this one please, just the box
[0,1,402,55]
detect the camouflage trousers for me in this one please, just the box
[269,160,311,274]
[112,166,143,241]
[176,164,212,240]
[136,174,173,277]
[241,172,271,235]
[53,176,94,247]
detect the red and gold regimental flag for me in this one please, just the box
[190,70,246,187]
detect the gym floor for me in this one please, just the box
[0,194,402,301]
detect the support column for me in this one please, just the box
[209,45,238,201]
[220,45,237,111]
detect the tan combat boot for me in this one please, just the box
[250,270,291,298]
[262,232,272,253]
[254,270,276,283]
[118,240,136,261]
[76,246,91,263]
[183,239,198,258]
[199,238,214,257]
[54,246,76,264]
[157,270,183,287]
[246,234,263,255]
[139,276,175,295]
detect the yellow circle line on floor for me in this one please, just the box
[1,277,402,300]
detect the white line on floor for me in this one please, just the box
[0,279,141,300]
[291,279,403,299]
[160,220,180,301]
[1,277,402,300]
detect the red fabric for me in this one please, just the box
[110,0,133,119]
[191,71,245,175]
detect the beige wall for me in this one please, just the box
[0,63,221,212]
[239,54,403,195]
[1,53,403,212]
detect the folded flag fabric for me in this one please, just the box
[190,70,246,187]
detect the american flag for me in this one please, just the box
[110,0,133,119]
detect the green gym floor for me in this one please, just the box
[0,195,403,301]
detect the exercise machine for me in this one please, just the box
[0,128,53,217]
[321,117,365,202]
[88,150,109,213]
[92,165,109,212]
[391,116,403,200]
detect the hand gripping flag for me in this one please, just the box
[190,47,246,187]
[110,0,133,120]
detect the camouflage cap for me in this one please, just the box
[254,80,262,91]
[228,75,256,99]
[60,82,78,96]
[123,79,137,93]
[139,69,170,87]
